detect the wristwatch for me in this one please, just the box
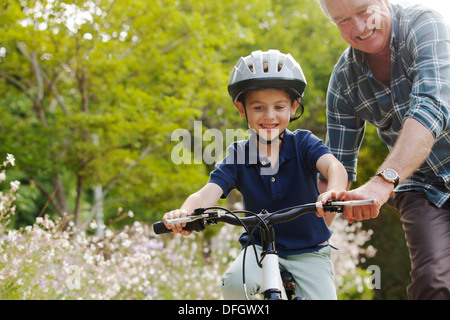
[377,169,399,196]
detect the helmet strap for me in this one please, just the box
[254,129,285,145]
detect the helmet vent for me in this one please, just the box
[277,55,286,72]
[263,53,270,73]
[248,62,283,73]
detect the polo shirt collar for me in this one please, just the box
[244,129,296,167]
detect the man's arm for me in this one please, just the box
[343,118,435,223]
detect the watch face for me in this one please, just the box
[384,169,397,180]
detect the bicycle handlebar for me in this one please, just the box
[152,199,376,235]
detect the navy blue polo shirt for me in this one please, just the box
[209,129,332,256]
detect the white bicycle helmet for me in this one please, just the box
[228,49,307,102]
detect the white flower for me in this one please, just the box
[6,154,15,166]
[89,220,98,229]
[10,180,20,192]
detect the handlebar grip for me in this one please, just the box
[322,204,343,213]
[153,221,172,234]
[153,219,206,235]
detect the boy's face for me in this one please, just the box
[234,88,298,142]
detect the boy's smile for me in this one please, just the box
[234,88,299,144]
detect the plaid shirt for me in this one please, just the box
[326,4,450,207]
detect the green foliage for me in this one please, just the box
[0,0,346,228]
[360,206,411,300]
[337,267,375,300]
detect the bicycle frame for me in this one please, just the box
[154,199,376,300]
[260,225,287,300]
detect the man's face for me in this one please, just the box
[325,0,392,55]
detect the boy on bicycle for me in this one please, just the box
[163,50,348,299]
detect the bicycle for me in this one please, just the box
[153,199,376,300]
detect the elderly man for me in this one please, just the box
[317,0,450,299]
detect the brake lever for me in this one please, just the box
[326,199,376,206]
[165,210,226,226]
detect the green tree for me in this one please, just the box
[0,0,241,227]
[1,0,346,229]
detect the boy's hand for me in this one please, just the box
[316,190,347,219]
[162,209,193,236]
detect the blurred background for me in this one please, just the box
[1,0,447,299]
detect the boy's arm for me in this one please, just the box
[162,182,224,235]
[316,153,348,226]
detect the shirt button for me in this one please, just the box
[271,177,276,182]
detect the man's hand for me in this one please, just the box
[342,176,392,223]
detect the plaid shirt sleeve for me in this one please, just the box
[403,10,450,139]
[326,65,366,182]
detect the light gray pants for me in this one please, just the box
[221,245,337,300]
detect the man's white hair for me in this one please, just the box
[316,0,389,22]
[316,0,332,19]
